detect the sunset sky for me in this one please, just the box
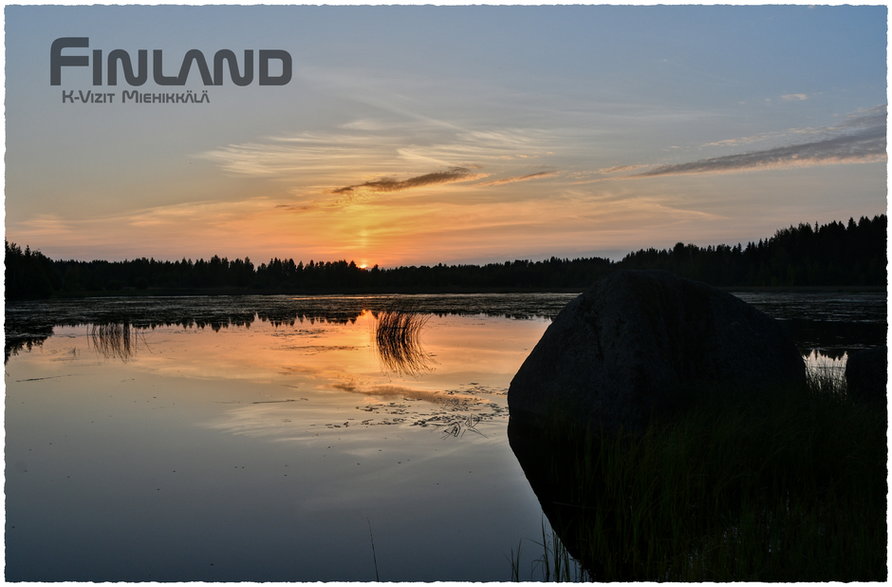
[5,4,887,267]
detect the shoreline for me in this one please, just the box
[9,283,884,301]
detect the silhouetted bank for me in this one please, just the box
[507,271,885,580]
[5,215,885,300]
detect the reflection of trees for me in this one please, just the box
[5,295,568,364]
[90,323,138,361]
[5,294,885,365]
[5,336,48,362]
[374,311,433,375]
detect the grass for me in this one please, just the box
[367,518,380,581]
[89,322,139,361]
[509,373,887,581]
[511,521,593,582]
[374,310,432,375]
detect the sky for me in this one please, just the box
[4,4,887,267]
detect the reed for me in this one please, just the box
[510,374,886,581]
[510,522,592,582]
[89,322,138,361]
[374,310,432,375]
[367,518,380,581]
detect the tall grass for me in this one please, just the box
[367,518,380,581]
[374,310,432,375]
[509,376,887,581]
[510,521,592,582]
[89,322,138,361]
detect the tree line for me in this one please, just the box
[5,215,885,300]
[620,215,886,286]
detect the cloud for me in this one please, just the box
[703,105,885,149]
[632,108,886,178]
[635,126,885,178]
[478,170,558,186]
[395,129,555,167]
[14,215,77,237]
[780,93,809,102]
[331,167,483,194]
[6,196,322,260]
[838,104,886,130]
[595,164,648,174]
[199,125,554,184]
[702,133,777,148]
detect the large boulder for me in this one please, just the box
[509,270,806,431]
[845,346,887,402]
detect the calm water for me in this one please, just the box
[4,291,885,580]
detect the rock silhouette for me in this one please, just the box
[509,270,806,431]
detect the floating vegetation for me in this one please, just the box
[352,389,506,438]
[438,415,486,439]
[374,310,433,375]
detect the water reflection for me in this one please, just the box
[89,322,138,361]
[374,311,433,375]
[803,348,849,396]
[732,290,886,358]
[4,293,574,363]
[6,291,884,365]
[804,348,848,376]
[507,416,598,575]
[5,292,886,581]
[10,309,530,443]
[6,304,553,580]
[55,310,433,376]
[46,307,441,378]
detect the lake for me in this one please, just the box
[4,291,885,581]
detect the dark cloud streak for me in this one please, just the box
[635,115,886,178]
[332,166,476,194]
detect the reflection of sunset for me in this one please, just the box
[5,299,556,580]
[16,311,548,443]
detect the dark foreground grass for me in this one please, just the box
[511,521,593,582]
[511,375,887,581]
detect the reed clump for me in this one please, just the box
[89,322,138,361]
[374,310,432,375]
[511,521,593,582]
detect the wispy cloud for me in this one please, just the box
[14,215,77,238]
[780,93,809,102]
[197,122,559,203]
[635,125,885,178]
[620,106,887,178]
[478,170,558,187]
[703,105,885,149]
[331,167,482,194]
[596,164,648,174]
[199,124,553,180]
[702,132,778,148]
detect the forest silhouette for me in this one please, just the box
[5,215,886,300]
